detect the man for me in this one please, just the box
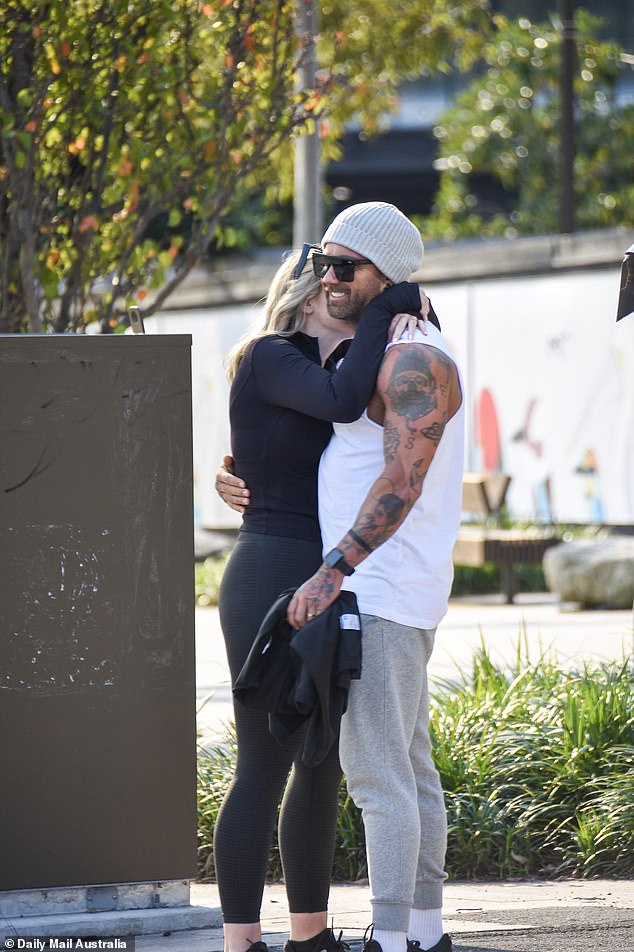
[288,203,463,952]
[219,203,464,952]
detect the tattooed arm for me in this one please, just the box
[287,342,459,628]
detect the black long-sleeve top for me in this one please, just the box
[229,282,424,543]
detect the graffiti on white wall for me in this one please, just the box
[430,268,633,524]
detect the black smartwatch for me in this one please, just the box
[323,547,355,576]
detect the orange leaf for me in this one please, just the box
[33,26,41,38]
[230,150,242,164]
[201,3,214,15]
[203,140,217,162]
[25,120,38,133]
[118,157,133,177]
[225,53,234,68]
[68,136,87,155]
[137,288,148,301]
[183,197,193,210]
[60,40,71,58]
[78,215,98,233]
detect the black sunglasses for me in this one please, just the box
[292,242,322,280]
[312,252,373,282]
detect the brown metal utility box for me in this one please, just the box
[0,335,197,891]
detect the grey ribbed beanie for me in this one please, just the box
[322,201,423,284]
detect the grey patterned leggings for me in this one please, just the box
[215,531,342,923]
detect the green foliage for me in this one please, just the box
[433,651,634,879]
[196,651,634,881]
[0,0,316,331]
[197,731,239,881]
[421,10,634,239]
[451,562,546,596]
[0,0,499,332]
[317,0,494,143]
[260,0,498,207]
[195,553,231,608]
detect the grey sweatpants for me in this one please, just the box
[339,614,448,932]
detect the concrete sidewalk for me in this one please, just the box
[133,879,634,952]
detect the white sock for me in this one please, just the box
[408,908,443,950]
[372,929,407,952]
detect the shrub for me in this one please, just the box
[197,650,634,881]
[433,649,634,879]
[195,553,231,607]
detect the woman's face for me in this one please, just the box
[304,287,330,326]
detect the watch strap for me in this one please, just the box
[323,547,355,576]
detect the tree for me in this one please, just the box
[318,0,495,140]
[0,0,320,332]
[420,10,634,240]
[0,0,498,333]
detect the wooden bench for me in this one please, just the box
[452,472,561,603]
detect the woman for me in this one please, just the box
[214,245,425,952]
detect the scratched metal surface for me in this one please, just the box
[0,335,197,891]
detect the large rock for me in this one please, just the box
[543,537,634,609]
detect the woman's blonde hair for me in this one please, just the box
[225,249,323,381]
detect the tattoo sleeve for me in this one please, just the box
[338,344,455,564]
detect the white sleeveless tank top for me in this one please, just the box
[318,323,465,629]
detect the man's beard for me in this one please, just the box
[325,286,369,324]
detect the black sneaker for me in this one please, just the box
[285,928,350,952]
[407,936,452,952]
[360,925,383,952]
[247,943,270,952]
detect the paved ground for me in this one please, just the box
[132,879,634,952]
[195,592,633,741]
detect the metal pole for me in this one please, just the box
[293,0,322,246]
[559,0,576,233]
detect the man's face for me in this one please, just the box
[321,242,390,324]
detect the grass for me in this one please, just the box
[196,645,634,881]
